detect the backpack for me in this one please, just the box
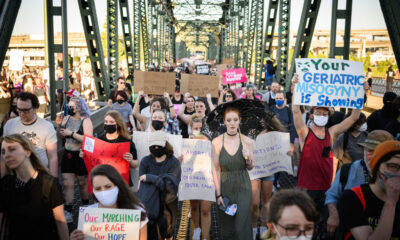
[339,163,352,192]
[267,64,275,75]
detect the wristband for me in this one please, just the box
[169,105,173,108]
[71,132,75,138]
[216,195,222,199]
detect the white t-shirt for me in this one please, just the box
[87,203,148,229]
[3,117,57,167]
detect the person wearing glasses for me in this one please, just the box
[218,88,237,105]
[337,141,400,240]
[2,92,58,177]
[262,189,317,240]
[108,77,127,107]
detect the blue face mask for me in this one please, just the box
[276,100,285,107]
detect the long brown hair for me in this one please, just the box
[104,110,131,139]
[90,164,146,221]
[0,134,50,175]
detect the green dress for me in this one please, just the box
[218,134,252,239]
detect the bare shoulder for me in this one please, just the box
[212,135,223,148]
[242,135,254,145]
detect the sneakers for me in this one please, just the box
[64,210,73,223]
[192,228,201,240]
[252,228,258,240]
[260,226,268,238]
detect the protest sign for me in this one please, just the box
[180,74,219,98]
[78,207,141,240]
[83,135,130,193]
[134,71,176,95]
[131,131,182,191]
[216,64,228,78]
[178,139,215,202]
[222,68,247,85]
[248,132,293,180]
[294,58,365,109]
[222,58,235,66]
[196,64,210,75]
[9,49,24,71]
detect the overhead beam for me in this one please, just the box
[380,0,400,67]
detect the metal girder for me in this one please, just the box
[236,0,246,68]
[77,0,110,100]
[0,0,21,70]
[139,0,149,68]
[119,0,134,73]
[245,0,260,75]
[241,0,249,68]
[149,1,159,66]
[107,0,118,83]
[276,0,290,87]
[258,0,278,89]
[287,0,321,91]
[133,0,141,69]
[380,0,400,67]
[252,0,264,87]
[329,0,352,59]
[44,0,68,120]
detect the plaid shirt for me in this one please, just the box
[164,112,181,135]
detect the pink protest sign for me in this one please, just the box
[222,68,247,85]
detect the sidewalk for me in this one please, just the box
[363,94,383,117]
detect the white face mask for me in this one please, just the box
[358,122,367,132]
[313,115,328,127]
[94,186,119,207]
[273,224,313,240]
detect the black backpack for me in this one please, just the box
[267,64,275,75]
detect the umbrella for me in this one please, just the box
[206,99,273,139]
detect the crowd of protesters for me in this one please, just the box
[0,59,399,240]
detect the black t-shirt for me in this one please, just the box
[171,96,183,104]
[139,97,150,112]
[0,172,64,240]
[338,183,400,239]
[385,119,400,139]
[179,108,195,138]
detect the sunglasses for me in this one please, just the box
[225,95,232,98]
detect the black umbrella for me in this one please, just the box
[206,99,275,139]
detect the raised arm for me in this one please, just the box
[291,74,308,142]
[206,93,215,111]
[133,91,147,126]
[164,92,176,119]
[178,99,191,125]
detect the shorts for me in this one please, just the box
[258,175,274,182]
[61,150,88,176]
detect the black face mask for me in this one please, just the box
[10,105,17,112]
[152,120,164,131]
[150,146,166,158]
[67,107,75,116]
[117,99,124,104]
[104,124,117,134]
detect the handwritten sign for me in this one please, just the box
[178,139,215,202]
[216,64,228,77]
[78,207,141,240]
[294,58,365,109]
[131,131,183,192]
[222,68,247,85]
[134,71,176,95]
[83,135,130,193]
[196,64,210,75]
[248,132,293,180]
[180,74,219,98]
[9,49,24,71]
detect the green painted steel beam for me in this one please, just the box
[276,0,290,88]
[119,0,134,72]
[329,0,352,59]
[380,0,400,67]
[107,0,118,83]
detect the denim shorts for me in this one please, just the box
[258,175,275,182]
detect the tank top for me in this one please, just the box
[297,128,334,191]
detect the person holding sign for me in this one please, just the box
[211,107,254,240]
[70,164,148,240]
[0,134,69,240]
[99,111,138,186]
[138,131,181,239]
[57,97,93,223]
[291,73,361,237]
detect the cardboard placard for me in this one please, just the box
[134,71,176,95]
[178,139,215,202]
[83,135,130,193]
[222,68,247,85]
[221,58,235,66]
[216,64,228,77]
[180,74,219,98]
[294,58,365,109]
[78,207,141,240]
[248,132,293,180]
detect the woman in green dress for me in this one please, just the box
[212,107,254,239]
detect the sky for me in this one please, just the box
[12,0,387,36]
